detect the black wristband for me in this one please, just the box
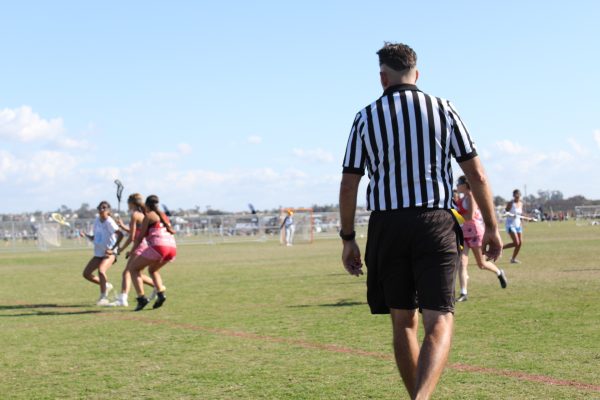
[339,230,356,241]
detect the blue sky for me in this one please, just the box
[1,1,599,212]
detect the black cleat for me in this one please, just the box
[456,294,468,302]
[153,292,166,309]
[498,269,508,289]
[134,296,149,311]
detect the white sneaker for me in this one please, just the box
[148,286,166,301]
[96,297,110,306]
[109,298,129,307]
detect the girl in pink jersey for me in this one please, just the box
[129,195,176,311]
[109,193,155,307]
[455,176,507,302]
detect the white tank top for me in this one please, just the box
[507,201,522,228]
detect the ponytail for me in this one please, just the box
[145,195,175,235]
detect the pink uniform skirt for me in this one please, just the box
[462,220,484,249]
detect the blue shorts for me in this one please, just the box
[506,225,523,234]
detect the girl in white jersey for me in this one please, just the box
[503,189,524,264]
[81,201,123,305]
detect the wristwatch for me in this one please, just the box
[339,230,356,241]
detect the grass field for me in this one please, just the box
[1,221,599,399]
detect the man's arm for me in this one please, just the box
[339,173,363,276]
[459,156,503,260]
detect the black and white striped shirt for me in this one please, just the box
[342,84,477,211]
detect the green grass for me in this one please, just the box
[1,221,599,399]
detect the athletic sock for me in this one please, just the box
[497,271,502,276]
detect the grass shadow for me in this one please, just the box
[0,310,103,317]
[290,299,367,308]
[0,303,88,310]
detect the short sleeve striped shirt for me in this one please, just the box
[342,84,477,211]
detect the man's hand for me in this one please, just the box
[482,226,503,262]
[342,240,363,276]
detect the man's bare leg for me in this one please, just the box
[391,308,420,398]
[413,310,454,400]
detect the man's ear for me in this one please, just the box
[380,71,388,88]
[414,69,419,83]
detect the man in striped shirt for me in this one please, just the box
[338,43,502,400]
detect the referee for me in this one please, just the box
[338,42,502,400]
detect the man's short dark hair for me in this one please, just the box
[377,42,417,72]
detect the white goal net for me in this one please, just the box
[280,208,314,244]
[38,223,61,250]
[574,205,600,226]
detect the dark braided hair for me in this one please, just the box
[145,195,175,234]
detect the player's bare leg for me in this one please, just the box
[457,252,469,301]
[82,257,102,285]
[128,256,152,297]
[121,256,154,294]
[473,248,507,288]
[149,261,168,309]
[127,255,155,311]
[503,231,522,261]
[512,232,523,260]
[97,255,115,295]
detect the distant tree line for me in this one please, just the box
[3,192,599,222]
[493,190,600,212]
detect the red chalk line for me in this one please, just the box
[108,313,600,393]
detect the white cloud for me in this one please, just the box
[0,149,79,183]
[247,135,262,144]
[0,150,18,181]
[479,133,600,203]
[56,137,92,150]
[0,106,91,150]
[177,142,193,155]
[494,140,525,155]
[0,107,344,212]
[594,129,600,149]
[292,147,335,163]
[0,106,64,142]
[567,137,588,156]
[150,142,193,163]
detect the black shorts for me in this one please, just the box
[365,208,461,314]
